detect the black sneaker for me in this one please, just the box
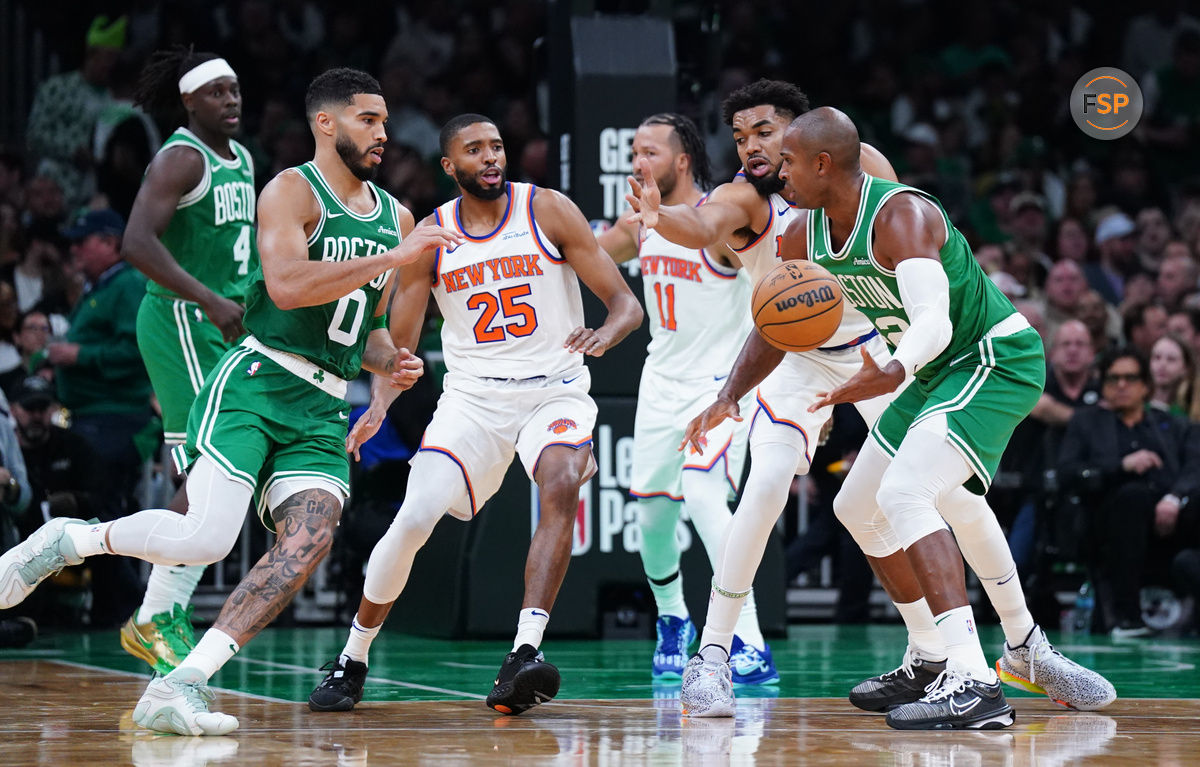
[848,648,946,712]
[308,656,368,712]
[486,643,560,715]
[885,664,1015,730]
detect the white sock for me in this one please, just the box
[65,520,113,558]
[137,564,205,623]
[699,643,730,663]
[173,628,239,681]
[982,565,1037,648]
[933,605,994,682]
[895,597,947,660]
[732,589,765,649]
[649,570,689,619]
[513,607,549,651]
[341,615,382,664]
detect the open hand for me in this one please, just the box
[680,397,742,455]
[624,157,661,229]
[810,347,903,411]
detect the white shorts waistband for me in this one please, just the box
[981,313,1031,342]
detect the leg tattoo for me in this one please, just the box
[213,490,341,645]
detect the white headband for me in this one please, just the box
[178,58,237,94]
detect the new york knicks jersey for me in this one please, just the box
[152,127,257,302]
[431,182,584,379]
[639,227,752,379]
[730,191,876,349]
[242,161,401,381]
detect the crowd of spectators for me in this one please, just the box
[1,1,1200,637]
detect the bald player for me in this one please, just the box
[762,106,1111,729]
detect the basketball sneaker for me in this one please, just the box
[308,656,369,712]
[653,615,696,677]
[885,662,1015,730]
[729,635,780,685]
[996,625,1116,710]
[486,644,560,715]
[849,646,946,712]
[0,517,87,609]
[120,605,195,675]
[132,667,239,736]
[680,654,736,717]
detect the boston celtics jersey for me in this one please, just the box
[806,176,1018,381]
[151,127,257,301]
[242,161,402,381]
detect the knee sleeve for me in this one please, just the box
[832,441,901,558]
[106,456,251,566]
[941,487,1015,580]
[875,422,964,551]
[361,452,463,605]
[714,443,801,593]
[637,496,683,580]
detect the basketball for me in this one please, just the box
[751,260,844,352]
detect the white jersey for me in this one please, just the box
[730,191,876,349]
[639,226,753,379]
[432,182,585,379]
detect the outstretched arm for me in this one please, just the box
[256,170,461,310]
[535,188,643,356]
[626,158,756,249]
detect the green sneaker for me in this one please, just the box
[0,518,87,609]
[167,604,198,657]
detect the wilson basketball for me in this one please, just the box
[751,261,844,352]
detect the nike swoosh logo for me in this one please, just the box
[563,375,581,385]
[327,211,344,218]
[338,412,349,420]
[997,573,1016,586]
[949,696,981,716]
[530,610,549,618]
[776,206,789,216]
[211,164,221,173]
[714,374,729,381]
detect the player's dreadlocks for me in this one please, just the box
[720,79,811,126]
[639,113,713,192]
[133,45,221,122]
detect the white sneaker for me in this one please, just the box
[0,518,86,609]
[680,655,736,717]
[132,668,239,736]
[996,625,1117,710]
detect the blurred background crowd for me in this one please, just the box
[1,0,1199,642]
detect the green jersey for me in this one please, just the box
[242,161,402,381]
[806,176,1018,384]
[152,128,257,301]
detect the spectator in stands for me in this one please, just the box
[1005,320,1100,573]
[1059,347,1200,636]
[0,311,53,398]
[1040,259,1088,341]
[1051,217,1092,263]
[1009,192,1050,256]
[1167,307,1200,361]
[1136,206,1174,273]
[24,16,126,209]
[1149,334,1200,420]
[48,209,151,525]
[1156,242,1199,312]
[1089,212,1138,305]
[1077,289,1121,354]
[1123,301,1170,357]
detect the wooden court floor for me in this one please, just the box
[1,624,1198,765]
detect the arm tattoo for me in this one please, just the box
[213,489,342,644]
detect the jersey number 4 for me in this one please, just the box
[468,285,538,343]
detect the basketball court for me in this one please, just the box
[3,623,1197,765]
